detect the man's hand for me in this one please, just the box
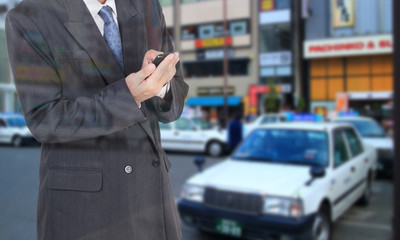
[125,50,180,106]
[141,49,163,69]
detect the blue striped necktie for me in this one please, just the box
[98,6,124,72]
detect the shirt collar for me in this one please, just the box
[83,0,118,19]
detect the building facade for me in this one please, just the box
[161,0,259,121]
[1,0,297,120]
[304,0,393,120]
[256,0,295,114]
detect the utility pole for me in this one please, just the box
[222,0,229,127]
[293,0,305,109]
[173,0,181,52]
[392,0,399,238]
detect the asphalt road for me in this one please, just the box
[0,146,393,240]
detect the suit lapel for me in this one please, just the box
[62,0,125,85]
[115,0,157,146]
[116,0,143,75]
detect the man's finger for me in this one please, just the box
[138,63,156,80]
[148,50,164,61]
[150,53,174,80]
[174,52,180,64]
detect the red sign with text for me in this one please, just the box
[304,35,393,58]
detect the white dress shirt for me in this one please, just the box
[83,0,170,107]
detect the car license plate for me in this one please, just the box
[216,218,242,237]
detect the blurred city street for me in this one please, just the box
[0,0,397,239]
[0,146,392,240]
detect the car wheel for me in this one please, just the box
[12,135,22,147]
[358,176,372,206]
[207,141,223,157]
[312,207,331,240]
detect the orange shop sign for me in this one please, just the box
[195,37,232,49]
[304,34,393,58]
[249,84,291,107]
[336,93,349,112]
[260,0,274,11]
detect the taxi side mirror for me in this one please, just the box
[306,166,326,186]
[310,166,325,178]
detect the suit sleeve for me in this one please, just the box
[5,11,147,144]
[147,3,189,124]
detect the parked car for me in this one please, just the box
[178,120,377,240]
[160,117,227,156]
[330,116,393,177]
[0,113,36,146]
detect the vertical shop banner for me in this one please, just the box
[261,0,274,11]
[336,93,349,112]
[332,0,354,28]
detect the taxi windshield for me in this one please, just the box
[233,129,328,167]
[192,117,214,130]
[5,117,26,127]
[336,119,387,138]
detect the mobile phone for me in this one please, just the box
[152,53,169,67]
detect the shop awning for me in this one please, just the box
[185,96,242,107]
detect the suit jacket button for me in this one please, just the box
[125,165,133,173]
[152,159,160,167]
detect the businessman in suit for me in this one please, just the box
[6,0,188,239]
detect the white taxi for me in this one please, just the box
[330,116,393,178]
[178,118,377,240]
[159,116,227,156]
[0,113,36,146]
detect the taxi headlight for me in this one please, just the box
[181,184,204,203]
[263,197,303,217]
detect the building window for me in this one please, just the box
[181,26,198,40]
[275,0,291,9]
[230,21,247,36]
[182,20,249,40]
[183,59,250,78]
[198,25,215,39]
[259,23,291,52]
[230,59,250,76]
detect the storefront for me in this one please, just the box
[185,86,243,126]
[304,34,393,121]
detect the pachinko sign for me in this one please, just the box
[304,35,393,58]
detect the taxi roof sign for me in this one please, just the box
[338,111,359,117]
[285,113,324,122]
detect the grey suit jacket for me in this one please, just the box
[5,0,188,239]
